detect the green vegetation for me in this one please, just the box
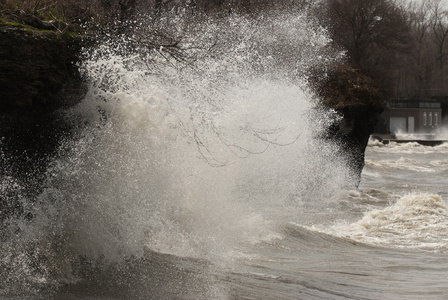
[0,17,52,32]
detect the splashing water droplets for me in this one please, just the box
[1,10,351,297]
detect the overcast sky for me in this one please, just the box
[408,0,448,7]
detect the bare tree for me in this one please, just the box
[322,0,410,97]
[326,0,403,65]
[394,0,435,98]
[430,0,448,94]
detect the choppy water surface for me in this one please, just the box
[1,9,448,300]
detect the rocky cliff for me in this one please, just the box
[311,64,384,186]
[0,22,84,110]
[0,22,85,221]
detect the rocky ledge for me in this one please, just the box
[311,64,384,186]
[0,22,86,220]
[0,22,84,118]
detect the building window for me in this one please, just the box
[423,112,427,126]
[429,112,433,126]
[435,112,438,126]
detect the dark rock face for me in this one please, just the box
[0,24,85,222]
[0,25,83,114]
[328,105,382,186]
[310,64,384,187]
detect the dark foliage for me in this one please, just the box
[310,63,383,111]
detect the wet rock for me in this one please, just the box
[329,104,382,186]
[0,25,84,114]
[0,24,85,222]
[310,64,384,186]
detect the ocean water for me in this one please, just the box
[1,10,448,300]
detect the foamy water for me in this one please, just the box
[323,193,448,251]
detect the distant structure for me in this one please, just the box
[377,99,442,135]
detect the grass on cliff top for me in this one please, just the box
[0,0,88,38]
[0,17,51,31]
[0,17,81,40]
